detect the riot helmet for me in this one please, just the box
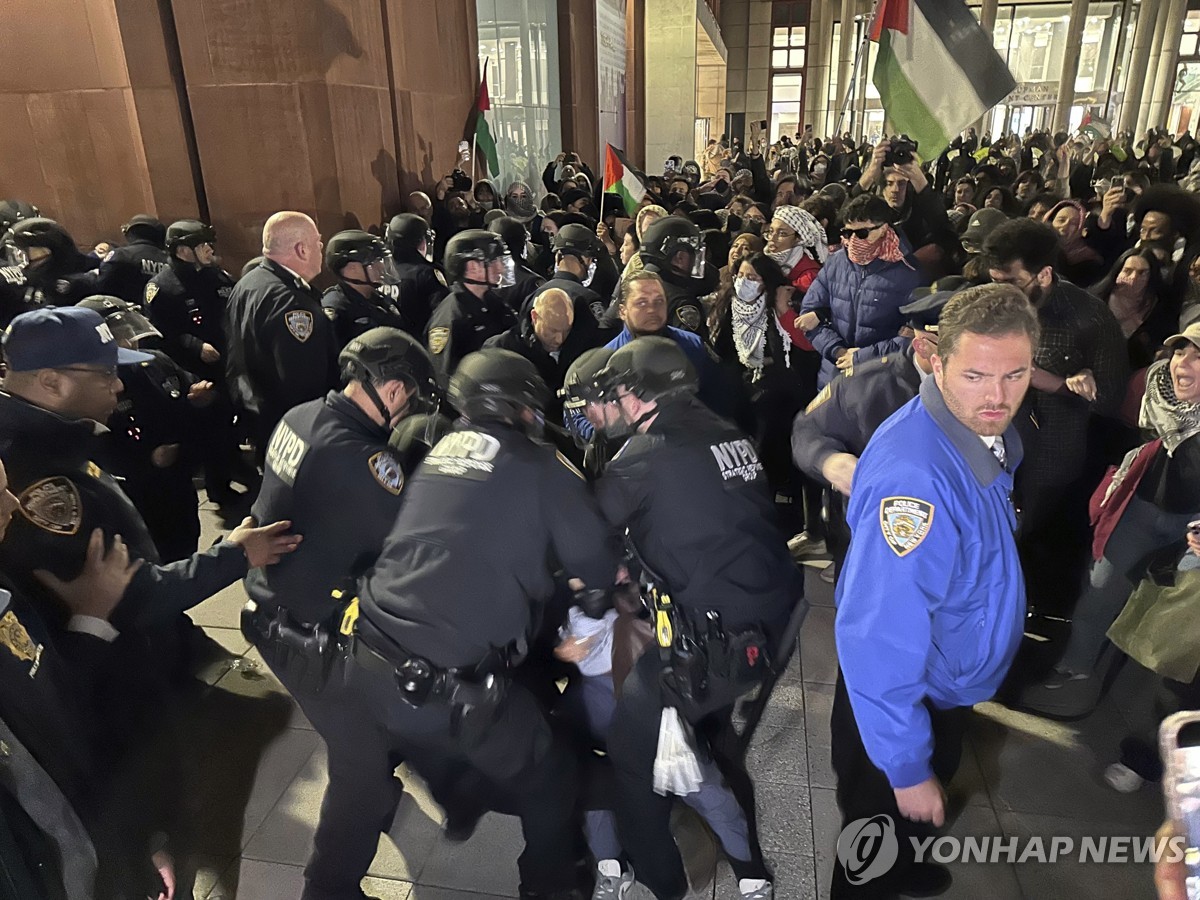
[326,230,389,291]
[443,229,514,289]
[3,218,78,270]
[76,295,161,345]
[448,349,550,429]
[386,213,435,262]
[639,217,707,279]
[338,326,441,427]
[121,215,166,247]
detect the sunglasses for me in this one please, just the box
[841,226,880,240]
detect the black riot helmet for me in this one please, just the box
[443,229,513,288]
[0,200,39,234]
[3,217,78,268]
[639,216,706,278]
[76,295,161,344]
[339,327,441,426]
[601,336,698,405]
[386,213,434,259]
[326,230,388,275]
[488,216,531,264]
[552,223,604,262]
[388,412,454,474]
[560,347,616,410]
[121,214,166,247]
[449,349,550,427]
[166,219,216,252]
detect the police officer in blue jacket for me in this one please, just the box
[245,327,440,900]
[830,284,1039,898]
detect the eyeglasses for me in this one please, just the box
[56,365,120,380]
[765,227,797,240]
[841,226,880,240]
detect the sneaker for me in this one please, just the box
[819,562,836,584]
[591,860,633,900]
[1019,668,1102,718]
[1104,762,1146,793]
[787,532,832,563]
[739,878,774,899]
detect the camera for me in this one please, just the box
[885,138,918,167]
[450,169,472,192]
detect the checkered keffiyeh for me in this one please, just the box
[772,206,829,263]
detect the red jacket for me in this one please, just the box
[781,255,821,351]
[1089,438,1163,561]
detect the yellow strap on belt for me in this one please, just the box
[339,597,360,636]
[654,588,674,648]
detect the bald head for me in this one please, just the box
[531,288,574,353]
[408,192,433,224]
[262,212,323,282]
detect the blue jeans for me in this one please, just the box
[1061,497,1197,673]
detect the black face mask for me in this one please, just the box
[668,192,686,204]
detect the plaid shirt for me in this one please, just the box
[1022,278,1130,486]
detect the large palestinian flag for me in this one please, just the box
[870,0,1016,158]
[603,144,648,216]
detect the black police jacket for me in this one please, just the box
[0,392,249,628]
[384,252,449,338]
[596,396,802,639]
[484,313,603,421]
[791,348,923,484]
[320,282,408,351]
[424,284,517,381]
[247,392,409,624]
[642,262,717,343]
[526,270,606,324]
[495,262,544,314]
[224,258,338,431]
[146,260,232,377]
[359,419,621,669]
[25,252,99,307]
[94,240,170,306]
[102,351,197,478]
[0,265,38,329]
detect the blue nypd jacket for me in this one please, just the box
[835,376,1026,789]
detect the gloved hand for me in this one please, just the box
[574,587,613,620]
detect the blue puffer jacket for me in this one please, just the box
[800,239,928,386]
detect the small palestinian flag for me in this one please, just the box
[473,71,499,179]
[604,144,648,217]
[870,0,1016,159]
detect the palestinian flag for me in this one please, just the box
[473,70,499,179]
[1079,113,1112,143]
[870,0,1015,159]
[604,144,648,216]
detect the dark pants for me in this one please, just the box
[346,647,582,896]
[256,641,398,900]
[606,650,767,900]
[829,672,968,899]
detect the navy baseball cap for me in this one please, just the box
[3,307,153,372]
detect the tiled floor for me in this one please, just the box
[180,499,1169,899]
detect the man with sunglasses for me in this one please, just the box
[800,194,928,387]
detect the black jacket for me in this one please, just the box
[359,419,621,669]
[94,240,170,306]
[424,284,517,381]
[321,282,409,350]
[384,251,450,338]
[146,260,233,379]
[223,259,338,438]
[483,314,602,420]
[248,392,410,624]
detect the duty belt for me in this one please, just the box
[350,631,506,711]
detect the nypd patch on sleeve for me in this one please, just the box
[285,309,314,342]
[879,497,934,557]
[368,451,405,495]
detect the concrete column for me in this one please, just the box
[1119,0,1162,133]
[816,0,837,136]
[1051,0,1089,133]
[973,0,1000,135]
[805,0,828,137]
[1138,0,1174,134]
[837,0,857,133]
[1147,0,1189,130]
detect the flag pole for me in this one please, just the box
[836,1,880,138]
[472,58,482,180]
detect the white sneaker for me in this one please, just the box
[739,878,774,899]
[1104,763,1146,793]
[591,859,633,900]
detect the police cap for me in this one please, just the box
[0,200,39,233]
[900,276,972,332]
[166,219,216,251]
[443,230,507,284]
[601,336,697,404]
[76,295,161,343]
[449,349,550,423]
[339,327,439,403]
[325,230,388,275]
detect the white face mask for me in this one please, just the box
[734,275,762,302]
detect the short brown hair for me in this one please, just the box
[619,270,666,305]
[937,283,1040,361]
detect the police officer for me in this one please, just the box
[594,337,802,900]
[350,349,621,900]
[559,346,618,479]
[146,219,243,504]
[93,215,170,306]
[225,211,339,454]
[529,223,608,326]
[321,230,407,349]
[424,230,517,380]
[0,200,39,244]
[488,215,545,313]
[2,217,98,306]
[78,295,208,563]
[634,218,718,341]
[383,213,448,338]
[828,285,1038,898]
[245,327,439,900]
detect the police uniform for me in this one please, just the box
[424,284,516,381]
[224,259,339,451]
[245,390,413,900]
[596,393,803,899]
[320,282,408,350]
[830,376,1026,897]
[382,250,449,338]
[94,240,170,307]
[527,270,606,325]
[641,262,718,342]
[0,265,38,329]
[351,408,621,896]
